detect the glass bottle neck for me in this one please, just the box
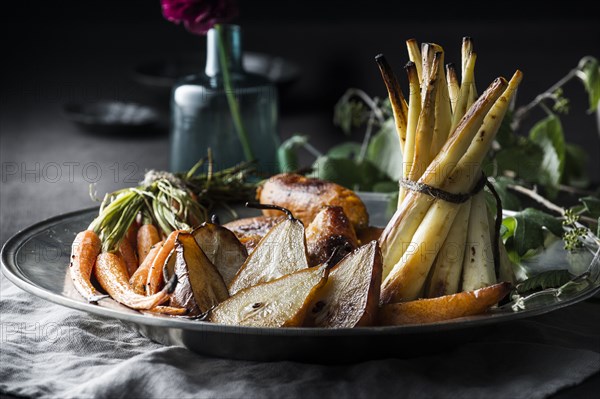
[205,25,244,77]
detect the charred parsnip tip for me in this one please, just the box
[375,54,409,152]
[69,230,108,302]
[406,38,423,83]
[461,37,474,78]
[94,252,176,310]
[452,52,477,129]
[146,230,182,295]
[137,224,161,265]
[130,240,164,295]
[446,63,460,113]
[407,55,439,183]
[399,61,422,204]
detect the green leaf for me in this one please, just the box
[494,140,544,183]
[495,111,516,148]
[501,216,517,241]
[333,97,367,135]
[277,135,309,172]
[516,270,573,294]
[372,181,398,193]
[562,143,588,187]
[309,156,386,191]
[579,56,600,112]
[504,208,563,256]
[327,142,362,159]
[365,119,403,181]
[529,114,565,198]
[580,196,600,219]
[489,177,521,211]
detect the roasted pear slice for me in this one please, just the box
[170,232,229,315]
[224,215,285,253]
[305,206,358,267]
[210,265,328,327]
[228,204,309,295]
[192,223,248,286]
[378,282,511,325]
[305,241,382,328]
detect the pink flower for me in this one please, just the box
[161,0,239,35]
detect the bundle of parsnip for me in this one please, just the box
[376,38,521,304]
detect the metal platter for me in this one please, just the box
[3,194,599,362]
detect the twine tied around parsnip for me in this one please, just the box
[399,173,503,272]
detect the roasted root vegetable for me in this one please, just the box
[305,206,358,266]
[305,241,382,328]
[146,230,181,295]
[169,233,229,315]
[69,230,107,302]
[137,224,161,265]
[378,282,511,325]
[210,265,328,327]
[130,240,163,295]
[94,252,176,310]
[257,173,369,230]
[117,238,138,277]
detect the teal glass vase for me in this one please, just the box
[169,25,279,173]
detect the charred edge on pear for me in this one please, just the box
[322,242,354,270]
[245,202,296,221]
[189,306,214,321]
[164,273,178,294]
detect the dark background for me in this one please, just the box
[0,3,599,397]
[1,0,599,242]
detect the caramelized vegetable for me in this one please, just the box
[257,174,369,230]
[137,224,161,265]
[130,240,163,295]
[305,206,358,266]
[69,230,107,302]
[146,230,182,295]
[378,282,511,325]
[224,215,284,252]
[94,252,176,310]
[117,238,138,277]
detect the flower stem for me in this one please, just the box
[215,24,254,162]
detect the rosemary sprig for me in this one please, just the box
[88,154,258,253]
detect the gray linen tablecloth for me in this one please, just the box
[1,270,599,399]
[1,108,599,398]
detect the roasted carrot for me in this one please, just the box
[146,230,181,295]
[118,238,138,277]
[130,240,163,295]
[137,224,161,265]
[145,306,188,316]
[125,222,139,250]
[69,230,108,302]
[94,252,176,310]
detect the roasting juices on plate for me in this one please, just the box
[68,37,520,327]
